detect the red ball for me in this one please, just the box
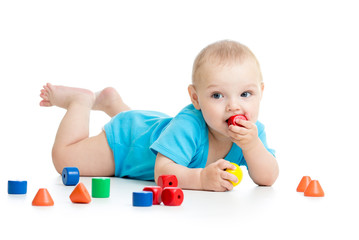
[162,187,184,206]
[227,115,247,127]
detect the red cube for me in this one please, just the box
[143,186,162,205]
[157,175,178,189]
[162,187,184,206]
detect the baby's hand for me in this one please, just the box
[228,118,260,152]
[200,159,238,191]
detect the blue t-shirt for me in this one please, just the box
[104,104,275,180]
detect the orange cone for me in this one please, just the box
[296,176,312,192]
[32,188,54,206]
[70,183,91,203]
[304,180,324,197]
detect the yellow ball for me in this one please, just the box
[226,163,243,187]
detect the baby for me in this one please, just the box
[40,40,279,192]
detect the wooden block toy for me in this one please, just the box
[157,175,178,189]
[143,186,162,205]
[70,183,91,204]
[304,180,324,197]
[162,187,184,206]
[32,188,54,206]
[62,167,80,186]
[296,176,312,192]
[227,115,247,127]
[92,178,110,198]
[8,180,27,194]
[225,162,243,187]
[133,191,153,207]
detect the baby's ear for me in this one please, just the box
[188,84,201,110]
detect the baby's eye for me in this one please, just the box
[241,92,252,98]
[212,93,224,99]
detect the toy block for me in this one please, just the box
[8,180,27,194]
[157,175,178,189]
[62,167,80,186]
[143,186,162,205]
[225,163,243,187]
[92,178,110,198]
[162,187,184,206]
[70,183,91,204]
[227,115,247,127]
[133,191,153,207]
[304,180,324,197]
[32,188,54,206]
[296,176,312,192]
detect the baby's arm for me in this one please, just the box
[228,119,279,186]
[154,153,237,191]
[243,140,279,186]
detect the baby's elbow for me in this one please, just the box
[154,172,159,185]
[256,178,276,187]
[154,162,163,185]
[254,170,279,187]
[154,153,173,184]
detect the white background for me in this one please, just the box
[1,0,358,239]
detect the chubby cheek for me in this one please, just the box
[201,111,217,127]
[201,108,223,128]
[243,103,260,123]
[244,111,258,122]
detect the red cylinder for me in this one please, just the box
[157,175,178,189]
[143,186,162,205]
[162,187,184,206]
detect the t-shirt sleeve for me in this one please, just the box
[150,112,204,167]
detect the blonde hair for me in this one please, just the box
[192,40,263,85]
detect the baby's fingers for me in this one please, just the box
[221,170,238,184]
[219,176,234,191]
[228,125,249,135]
[236,118,252,129]
[217,159,236,170]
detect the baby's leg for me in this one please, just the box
[40,83,115,176]
[41,86,131,118]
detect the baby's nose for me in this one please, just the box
[226,100,241,112]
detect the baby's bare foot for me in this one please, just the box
[93,87,130,117]
[39,83,95,109]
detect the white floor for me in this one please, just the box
[2,168,357,240]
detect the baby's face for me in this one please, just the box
[191,60,264,139]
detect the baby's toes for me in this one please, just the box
[45,83,53,91]
[43,84,51,93]
[40,89,47,95]
[39,100,52,107]
[40,92,49,100]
